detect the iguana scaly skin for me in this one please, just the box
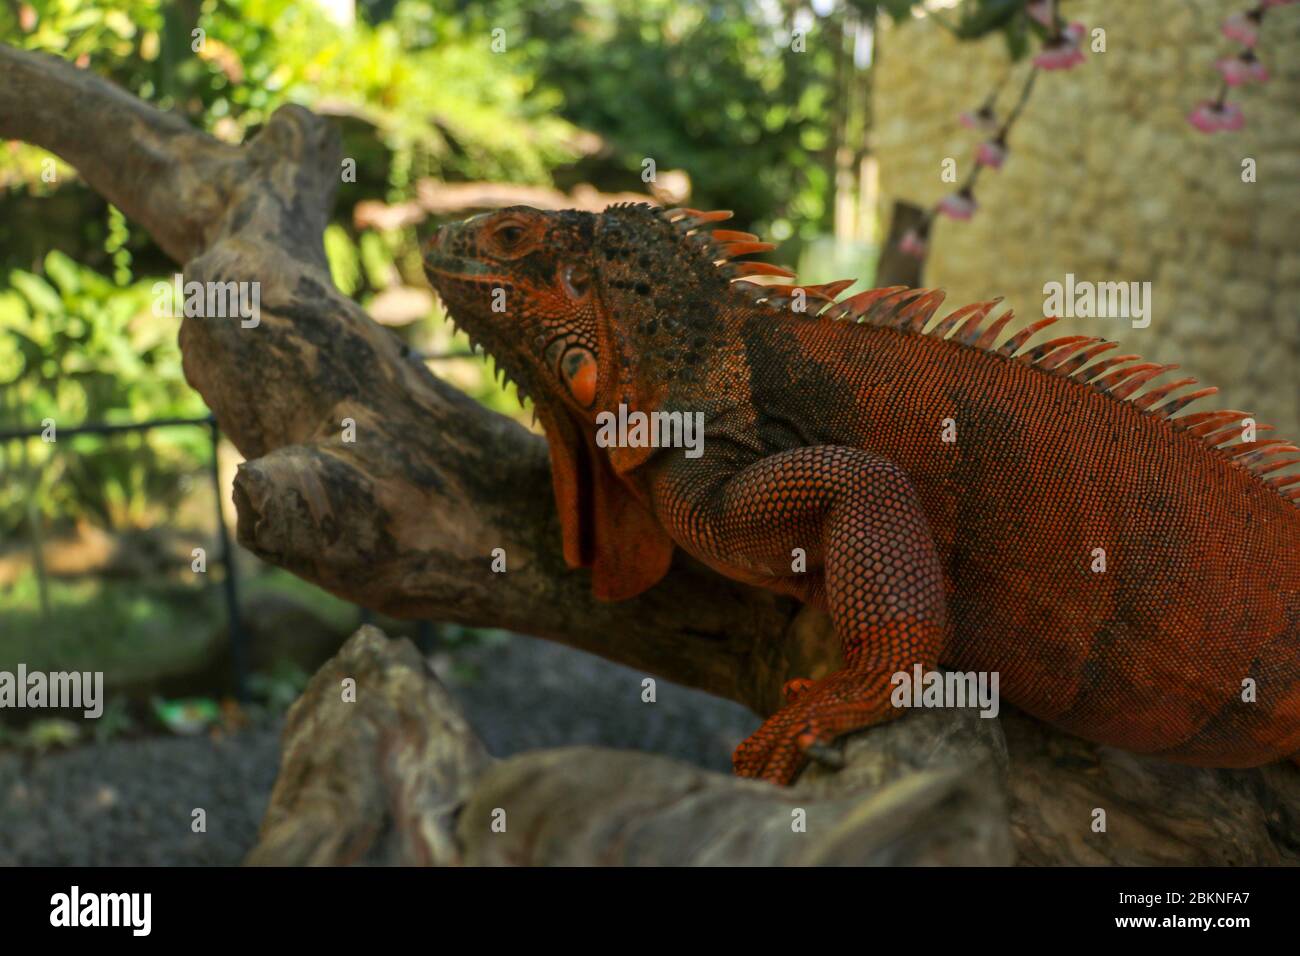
[424,203,1300,785]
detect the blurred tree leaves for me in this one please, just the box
[0,251,208,534]
[476,0,842,232]
[0,0,1038,537]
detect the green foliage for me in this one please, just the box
[0,252,207,534]
[236,0,582,187]
[482,0,842,232]
[6,0,164,71]
[243,661,310,714]
[0,568,217,677]
[324,224,363,297]
[92,697,138,744]
[104,205,133,287]
[1,0,584,202]
[22,718,82,752]
[242,566,357,634]
[0,3,596,527]
[0,0,1017,540]
[937,0,1053,60]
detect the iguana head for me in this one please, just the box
[423,206,604,414]
[424,202,831,599]
[422,203,742,415]
[424,203,732,600]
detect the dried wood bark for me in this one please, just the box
[248,627,1013,866]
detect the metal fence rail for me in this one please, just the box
[2,347,479,696]
[0,414,250,698]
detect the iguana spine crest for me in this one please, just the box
[654,203,1300,502]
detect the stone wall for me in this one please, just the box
[872,0,1299,440]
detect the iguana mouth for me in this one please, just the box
[422,241,532,399]
[422,248,493,278]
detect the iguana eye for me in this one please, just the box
[495,223,525,248]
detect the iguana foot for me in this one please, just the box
[734,669,902,785]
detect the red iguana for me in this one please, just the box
[423,202,1300,785]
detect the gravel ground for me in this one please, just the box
[0,633,759,866]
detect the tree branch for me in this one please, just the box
[0,45,240,263]
[247,628,1014,866]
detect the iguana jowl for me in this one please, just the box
[424,203,1300,785]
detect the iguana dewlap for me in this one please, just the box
[424,203,1300,785]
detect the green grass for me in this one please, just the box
[240,565,357,634]
[0,568,220,683]
[0,555,503,702]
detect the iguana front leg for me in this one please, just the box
[653,446,948,784]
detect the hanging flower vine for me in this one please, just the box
[1188,0,1294,134]
[900,0,1086,261]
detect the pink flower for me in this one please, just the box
[1221,11,1261,47]
[1216,52,1269,86]
[1026,0,1054,28]
[976,138,1008,169]
[959,105,999,134]
[937,190,977,221]
[1187,100,1246,134]
[1033,24,1087,71]
[899,229,928,259]
[1034,44,1085,71]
